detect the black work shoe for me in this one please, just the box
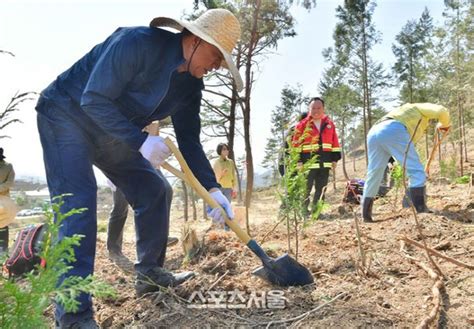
[167,236,179,247]
[136,267,195,296]
[409,186,432,213]
[55,317,98,329]
[362,197,375,222]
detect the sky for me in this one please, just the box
[0,0,445,184]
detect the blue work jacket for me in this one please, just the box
[38,26,219,190]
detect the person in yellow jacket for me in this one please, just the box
[362,103,450,222]
[0,148,15,253]
[213,143,237,202]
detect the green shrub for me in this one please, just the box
[455,175,470,184]
[307,200,330,224]
[0,195,116,328]
[279,139,316,223]
[390,163,404,190]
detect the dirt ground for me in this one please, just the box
[88,172,473,328]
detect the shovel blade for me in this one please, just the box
[252,253,314,286]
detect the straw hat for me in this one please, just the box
[150,8,243,92]
[0,196,18,228]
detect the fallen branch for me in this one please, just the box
[420,282,443,328]
[263,292,347,328]
[433,241,451,251]
[261,215,287,243]
[401,237,474,270]
[417,276,443,329]
[400,242,444,329]
[209,251,235,273]
[351,206,366,268]
[206,270,229,293]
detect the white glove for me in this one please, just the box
[106,178,117,192]
[139,135,171,167]
[207,190,234,225]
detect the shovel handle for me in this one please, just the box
[425,130,448,176]
[163,138,252,244]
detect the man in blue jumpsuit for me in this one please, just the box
[35,9,242,328]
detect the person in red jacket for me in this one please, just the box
[292,97,341,218]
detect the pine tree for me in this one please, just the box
[392,8,434,158]
[262,85,307,181]
[332,0,390,164]
[392,8,434,103]
[427,0,473,174]
[318,61,359,180]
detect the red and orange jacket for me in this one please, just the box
[292,115,341,169]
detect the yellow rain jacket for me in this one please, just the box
[381,103,450,143]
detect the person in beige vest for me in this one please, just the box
[0,148,15,253]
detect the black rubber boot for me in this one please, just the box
[409,186,432,213]
[362,198,375,223]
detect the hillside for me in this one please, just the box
[73,147,473,328]
[14,130,474,328]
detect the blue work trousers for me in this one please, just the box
[363,120,425,199]
[36,97,172,326]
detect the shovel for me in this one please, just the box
[161,137,314,287]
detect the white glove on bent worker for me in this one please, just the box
[139,135,171,167]
[207,190,234,225]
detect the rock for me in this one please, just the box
[382,301,391,309]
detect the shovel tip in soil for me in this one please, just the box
[252,253,314,287]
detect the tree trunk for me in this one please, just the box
[182,180,188,222]
[190,188,197,221]
[455,6,464,176]
[461,105,468,162]
[360,34,369,166]
[458,101,464,176]
[235,162,243,204]
[362,104,369,166]
[228,89,238,160]
[352,153,356,173]
[241,0,261,235]
[341,116,350,180]
[361,22,372,131]
[202,199,208,220]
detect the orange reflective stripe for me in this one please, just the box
[302,145,319,151]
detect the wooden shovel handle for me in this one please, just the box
[162,137,251,244]
[425,130,448,176]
